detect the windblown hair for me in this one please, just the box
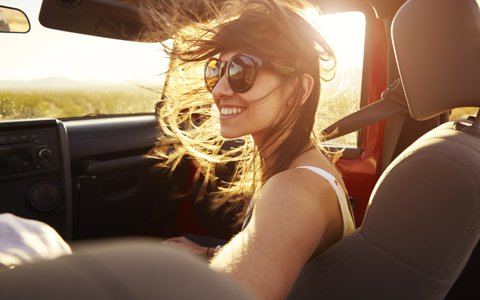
[143,0,336,225]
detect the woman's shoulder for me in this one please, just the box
[267,166,326,185]
[252,167,341,242]
[268,164,338,188]
[259,167,337,208]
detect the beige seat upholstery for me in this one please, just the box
[0,239,252,300]
[289,0,480,299]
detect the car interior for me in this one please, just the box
[0,0,479,298]
[289,0,480,298]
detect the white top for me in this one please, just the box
[296,166,355,237]
[0,213,71,268]
[242,166,355,237]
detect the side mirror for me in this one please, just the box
[0,6,30,33]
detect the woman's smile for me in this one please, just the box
[219,106,246,120]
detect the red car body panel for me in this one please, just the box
[337,17,388,226]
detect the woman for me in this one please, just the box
[144,0,355,298]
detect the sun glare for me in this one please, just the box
[303,9,366,70]
[302,9,366,147]
[0,0,169,85]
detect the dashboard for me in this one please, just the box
[0,119,72,239]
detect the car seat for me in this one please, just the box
[0,238,252,300]
[288,0,480,298]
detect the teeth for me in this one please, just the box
[221,107,244,116]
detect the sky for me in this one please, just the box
[0,0,169,84]
[0,0,365,85]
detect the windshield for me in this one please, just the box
[0,0,169,120]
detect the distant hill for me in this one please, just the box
[0,77,163,91]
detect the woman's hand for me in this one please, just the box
[164,236,208,257]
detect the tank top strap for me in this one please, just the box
[241,166,356,236]
[296,166,355,237]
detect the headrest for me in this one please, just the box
[392,0,480,121]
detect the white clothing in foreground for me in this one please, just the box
[0,213,71,267]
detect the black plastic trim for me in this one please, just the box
[56,120,73,240]
[66,115,160,162]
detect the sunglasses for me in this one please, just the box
[204,54,296,93]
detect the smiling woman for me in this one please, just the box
[146,1,359,298]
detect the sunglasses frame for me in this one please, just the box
[204,53,296,93]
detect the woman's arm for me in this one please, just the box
[209,169,342,299]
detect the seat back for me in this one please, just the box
[289,0,480,298]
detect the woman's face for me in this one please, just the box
[211,52,292,141]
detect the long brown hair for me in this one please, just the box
[143,0,336,224]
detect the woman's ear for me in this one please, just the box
[286,73,314,106]
[300,73,314,105]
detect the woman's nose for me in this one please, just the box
[212,73,235,97]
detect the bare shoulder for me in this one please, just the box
[256,168,337,214]
[249,167,344,257]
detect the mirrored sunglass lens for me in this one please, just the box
[205,60,220,91]
[229,56,255,92]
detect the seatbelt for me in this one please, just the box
[380,109,406,171]
[321,79,408,142]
